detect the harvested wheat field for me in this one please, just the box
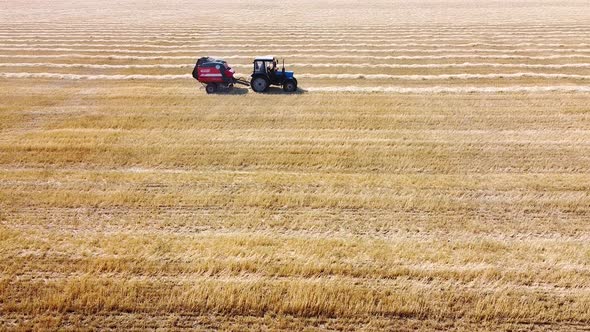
[1,0,590,331]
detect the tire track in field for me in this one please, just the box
[0,31,587,38]
[2,47,589,54]
[3,62,590,70]
[296,73,590,80]
[2,42,590,49]
[306,86,590,93]
[4,72,590,81]
[3,54,590,61]
[1,35,588,43]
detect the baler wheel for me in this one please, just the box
[205,83,217,94]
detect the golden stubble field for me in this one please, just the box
[1,0,590,331]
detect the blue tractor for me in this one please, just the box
[250,56,298,93]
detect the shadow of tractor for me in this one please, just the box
[199,86,307,95]
[255,86,307,95]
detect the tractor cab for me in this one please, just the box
[251,56,298,93]
[253,57,276,75]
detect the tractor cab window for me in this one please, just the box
[254,61,266,73]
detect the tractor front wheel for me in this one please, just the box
[283,79,297,93]
[251,77,269,93]
[205,83,217,94]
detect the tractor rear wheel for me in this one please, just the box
[251,77,269,93]
[205,83,217,94]
[283,79,297,93]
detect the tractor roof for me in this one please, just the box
[254,56,276,62]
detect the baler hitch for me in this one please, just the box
[233,77,250,86]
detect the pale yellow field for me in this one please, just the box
[1,1,590,331]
